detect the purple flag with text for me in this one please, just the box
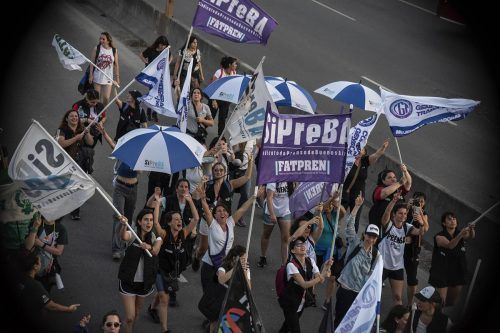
[289,182,338,219]
[257,103,351,184]
[192,0,278,45]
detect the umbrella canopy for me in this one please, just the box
[203,74,284,104]
[111,125,206,174]
[265,76,317,114]
[314,81,382,112]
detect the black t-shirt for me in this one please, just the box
[343,155,370,197]
[115,103,147,141]
[72,99,104,148]
[17,275,51,312]
[58,126,83,159]
[36,222,68,247]
[142,48,162,66]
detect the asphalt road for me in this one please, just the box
[148,0,499,213]
[0,0,497,332]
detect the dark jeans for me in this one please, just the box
[279,306,303,333]
[334,285,358,328]
[211,100,230,136]
[200,262,217,294]
[112,180,137,253]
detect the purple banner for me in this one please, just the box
[289,182,338,219]
[192,0,278,45]
[257,103,351,184]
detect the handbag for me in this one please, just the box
[78,66,92,95]
[191,101,208,141]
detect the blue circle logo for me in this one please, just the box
[389,99,412,119]
[157,58,165,70]
[359,115,377,127]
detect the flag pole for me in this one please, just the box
[85,79,136,130]
[176,26,193,82]
[463,258,481,315]
[244,185,259,265]
[469,201,500,226]
[32,120,152,256]
[81,54,120,88]
[393,137,403,164]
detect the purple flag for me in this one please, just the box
[257,103,351,184]
[289,182,338,219]
[192,0,278,45]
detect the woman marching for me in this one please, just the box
[89,32,119,106]
[117,211,162,333]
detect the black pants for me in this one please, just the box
[279,306,303,333]
[200,262,217,294]
[334,285,358,328]
[214,101,230,136]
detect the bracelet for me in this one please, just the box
[156,237,162,242]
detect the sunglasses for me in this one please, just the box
[294,242,306,248]
[105,322,121,328]
[214,168,224,172]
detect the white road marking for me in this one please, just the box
[397,0,436,15]
[361,76,458,127]
[310,0,356,22]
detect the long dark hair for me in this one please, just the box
[148,35,169,50]
[381,304,409,332]
[58,110,84,133]
[221,245,246,271]
[377,169,395,186]
[135,209,154,243]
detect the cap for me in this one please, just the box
[365,224,380,237]
[414,286,442,303]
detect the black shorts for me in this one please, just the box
[382,268,404,281]
[404,257,419,286]
[119,280,154,297]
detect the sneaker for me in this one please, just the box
[236,218,247,227]
[71,213,80,220]
[257,256,267,268]
[112,252,121,261]
[148,304,160,323]
[192,255,201,272]
[169,292,178,307]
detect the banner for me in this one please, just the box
[52,34,87,71]
[8,120,96,221]
[345,114,379,177]
[335,255,383,333]
[192,0,278,45]
[216,260,266,333]
[176,58,194,132]
[289,182,338,219]
[227,59,279,146]
[257,103,351,184]
[136,48,176,117]
[380,88,479,137]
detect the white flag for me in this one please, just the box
[51,34,87,71]
[335,255,383,333]
[345,113,380,178]
[176,58,194,133]
[380,88,479,137]
[8,120,96,221]
[227,59,280,146]
[136,47,176,118]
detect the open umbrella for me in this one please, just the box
[111,125,206,173]
[203,74,284,104]
[265,76,317,114]
[314,81,382,112]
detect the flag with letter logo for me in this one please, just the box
[176,58,194,133]
[380,88,479,137]
[51,34,87,71]
[192,0,277,44]
[8,120,96,221]
[136,48,176,118]
[345,113,379,177]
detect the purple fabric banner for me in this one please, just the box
[289,182,338,219]
[192,0,278,45]
[257,103,351,184]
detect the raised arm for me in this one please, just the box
[152,199,166,239]
[197,185,213,226]
[368,139,389,165]
[345,194,364,241]
[381,192,399,228]
[400,164,412,191]
[290,216,320,242]
[311,202,324,242]
[183,194,200,237]
[232,194,256,223]
[230,155,254,190]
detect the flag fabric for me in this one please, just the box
[7,120,96,221]
[257,102,351,184]
[51,34,87,71]
[345,113,380,177]
[136,48,176,118]
[318,297,335,333]
[335,255,383,333]
[227,59,277,146]
[216,260,266,333]
[176,58,194,132]
[380,88,480,137]
[192,0,278,45]
[289,182,338,219]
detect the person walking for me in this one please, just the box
[89,32,119,106]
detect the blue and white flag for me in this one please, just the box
[345,114,380,178]
[380,88,480,137]
[176,58,193,133]
[52,34,87,71]
[335,255,383,333]
[136,47,176,118]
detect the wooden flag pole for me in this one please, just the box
[394,137,403,164]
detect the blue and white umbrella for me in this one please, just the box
[203,74,284,104]
[111,125,206,174]
[315,81,382,112]
[266,76,317,114]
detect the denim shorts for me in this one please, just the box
[263,213,291,226]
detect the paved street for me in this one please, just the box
[1,0,498,332]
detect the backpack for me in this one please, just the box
[337,244,379,277]
[78,44,117,95]
[275,256,312,300]
[376,221,408,247]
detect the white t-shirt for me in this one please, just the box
[202,216,235,266]
[265,182,291,217]
[93,46,114,85]
[286,259,320,312]
[378,221,413,270]
[212,68,236,81]
[187,103,211,134]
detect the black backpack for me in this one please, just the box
[337,244,379,277]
